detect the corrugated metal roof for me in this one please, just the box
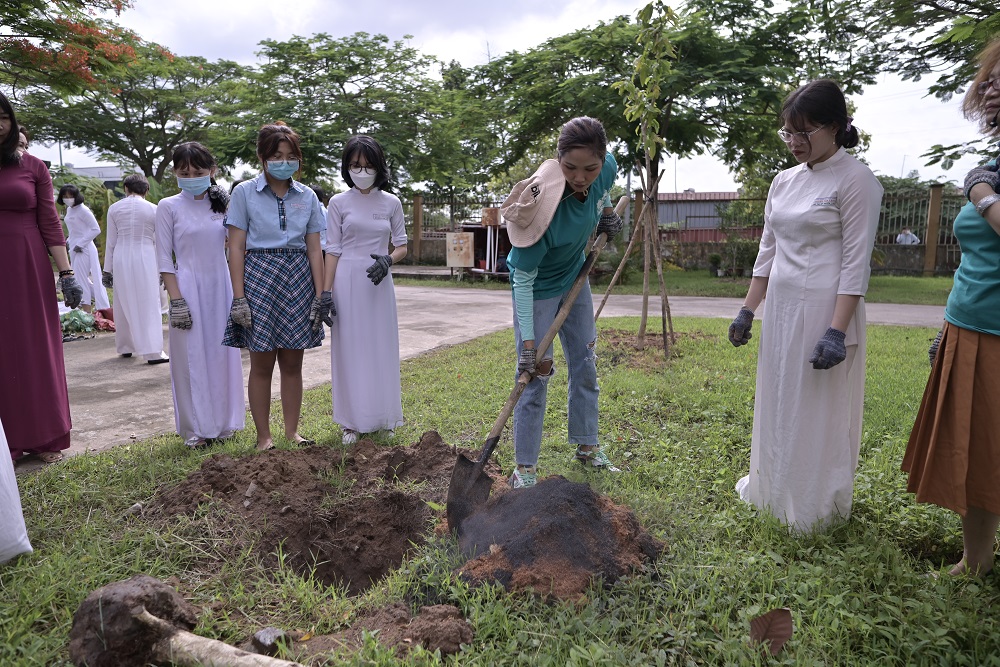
[657,191,741,202]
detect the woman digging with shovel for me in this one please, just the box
[501,116,624,489]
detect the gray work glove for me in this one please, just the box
[72,245,83,253]
[101,271,113,289]
[928,329,943,367]
[230,297,252,328]
[728,306,754,347]
[809,327,847,370]
[169,298,192,330]
[366,253,393,286]
[517,347,537,375]
[60,274,84,309]
[309,291,336,332]
[963,163,1000,201]
[596,211,624,241]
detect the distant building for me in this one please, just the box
[62,163,135,195]
[655,190,761,242]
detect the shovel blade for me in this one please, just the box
[446,453,495,535]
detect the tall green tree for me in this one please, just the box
[1,0,140,95]
[21,45,246,181]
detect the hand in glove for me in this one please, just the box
[230,297,252,328]
[102,271,113,289]
[963,162,1000,200]
[366,253,393,286]
[809,327,847,370]
[728,306,755,347]
[169,298,193,330]
[517,347,537,375]
[72,245,83,253]
[596,211,624,241]
[928,328,943,367]
[60,274,84,309]
[309,291,336,332]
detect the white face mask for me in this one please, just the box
[350,167,377,190]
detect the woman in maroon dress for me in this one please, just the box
[0,92,83,463]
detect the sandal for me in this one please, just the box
[293,436,315,447]
[256,441,275,451]
[37,451,64,463]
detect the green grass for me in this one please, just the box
[397,272,954,306]
[2,318,995,666]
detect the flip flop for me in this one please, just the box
[256,442,275,451]
[294,437,316,447]
[37,451,64,463]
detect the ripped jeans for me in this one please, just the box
[512,281,599,468]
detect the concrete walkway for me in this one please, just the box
[27,286,944,469]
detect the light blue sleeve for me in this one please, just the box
[225,183,249,231]
[511,266,538,341]
[600,191,612,209]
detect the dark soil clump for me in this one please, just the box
[68,574,200,667]
[458,476,665,599]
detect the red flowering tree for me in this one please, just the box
[1,0,140,95]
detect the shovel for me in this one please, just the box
[446,196,629,534]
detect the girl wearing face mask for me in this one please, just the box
[224,122,329,451]
[156,142,244,449]
[728,80,883,531]
[59,183,110,314]
[321,135,407,445]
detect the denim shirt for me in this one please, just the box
[225,173,323,250]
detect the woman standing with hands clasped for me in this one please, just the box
[156,142,244,448]
[224,123,331,451]
[322,135,407,445]
[59,183,110,313]
[728,80,883,531]
[902,39,1000,576]
[500,116,623,489]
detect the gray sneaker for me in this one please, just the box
[575,446,620,471]
[510,466,537,489]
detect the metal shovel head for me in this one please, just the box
[446,451,495,535]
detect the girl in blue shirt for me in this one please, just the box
[501,116,623,488]
[223,122,332,451]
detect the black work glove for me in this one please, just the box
[366,253,393,286]
[230,297,251,328]
[928,329,943,367]
[963,163,1000,201]
[72,245,83,253]
[169,298,193,330]
[809,327,847,370]
[596,211,624,241]
[102,271,113,289]
[728,306,754,347]
[321,290,335,322]
[309,291,336,332]
[517,347,537,375]
[60,274,84,309]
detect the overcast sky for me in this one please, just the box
[30,0,985,190]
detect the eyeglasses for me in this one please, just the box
[349,164,376,175]
[777,125,828,143]
[977,79,1000,95]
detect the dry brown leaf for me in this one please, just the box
[749,607,793,656]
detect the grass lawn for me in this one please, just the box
[397,271,954,306]
[2,317,994,666]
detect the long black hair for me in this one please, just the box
[171,142,229,214]
[0,92,21,167]
[341,135,392,192]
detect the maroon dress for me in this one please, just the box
[0,154,71,459]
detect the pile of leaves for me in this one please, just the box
[60,310,95,333]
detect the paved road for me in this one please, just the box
[36,286,943,468]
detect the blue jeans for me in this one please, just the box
[512,281,599,467]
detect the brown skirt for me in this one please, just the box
[902,321,1000,516]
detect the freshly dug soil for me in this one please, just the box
[458,476,665,600]
[149,431,462,595]
[67,574,200,667]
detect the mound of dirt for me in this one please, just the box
[68,574,200,667]
[294,603,473,661]
[458,476,665,600]
[149,431,465,595]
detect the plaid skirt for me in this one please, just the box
[222,249,324,352]
[902,321,1000,517]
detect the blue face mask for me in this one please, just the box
[177,175,211,195]
[267,160,299,180]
